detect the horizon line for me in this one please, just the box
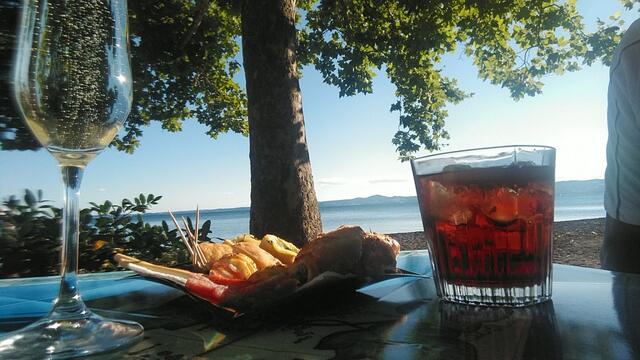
[151,178,604,215]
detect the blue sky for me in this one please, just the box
[1,1,637,212]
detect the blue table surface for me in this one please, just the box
[0,251,639,359]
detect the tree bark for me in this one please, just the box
[241,0,322,247]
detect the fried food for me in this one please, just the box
[197,242,234,270]
[226,234,261,246]
[208,253,258,284]
[293,226,365,281]
[358,231,401,276]
[293,225,400,281]
[232,241,283,270]
[115,225,401,314]
[260,234,299,265]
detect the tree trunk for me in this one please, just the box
[241,0,322,247]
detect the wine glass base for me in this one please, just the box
[0,313,143,359]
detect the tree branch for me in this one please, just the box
[178,0,210,50]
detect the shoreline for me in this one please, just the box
[389,217,605,269]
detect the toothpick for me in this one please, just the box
[182,216,195,240]
[169,211,195,263]
[195,206,200,244]
[193,206,207,267]
[182,215,207,269]
[181,216,199,267]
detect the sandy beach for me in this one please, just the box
[389,217,605,269]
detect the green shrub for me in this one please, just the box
[0,190,209,278]
[0,190,60,277]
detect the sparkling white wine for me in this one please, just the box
[14,0,131,167]
[22,112,122,166]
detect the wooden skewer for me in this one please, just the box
[193,207,208,268]
[193,207,206,266]
[169,211,196,263]
[195,206,200,245]
[169,211,192,253]
[182,216,195,239]
[181,215,207,269]
[181,216,200,267]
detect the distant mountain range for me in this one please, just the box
[158,179,604,215]
[321,179,604,207]
[320,194,417,208]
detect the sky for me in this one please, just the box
[1,1,637,212]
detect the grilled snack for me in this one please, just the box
[226,234,261,246]
[232,241,283,270]
[358,231,401,276]
[198,242,234,270]
[293,226,365,281]
[208,253,258,284]
[115,225,401,314]
[260,234,299,265]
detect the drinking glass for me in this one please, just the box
[411,146,555,306]
[0,0,143,357]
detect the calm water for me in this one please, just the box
[144,202,424,240]
[144,186,605,239]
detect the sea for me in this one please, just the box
[143,179,606,239]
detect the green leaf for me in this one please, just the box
[200,220,211,241]
[24,190,36,207]
[186,217,194,232]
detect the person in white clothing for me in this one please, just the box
[603,18,640,274]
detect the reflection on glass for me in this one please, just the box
[375,299,562,359]
[439,301,562,359]
[0,0,143,358]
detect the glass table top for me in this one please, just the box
[0,250,638,359]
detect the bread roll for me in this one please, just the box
[294,225,364,281]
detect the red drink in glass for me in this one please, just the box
[412,146,555,306]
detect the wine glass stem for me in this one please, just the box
[51,165,90,319]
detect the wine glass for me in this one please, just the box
[0,0,143,357]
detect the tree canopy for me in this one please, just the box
[1,0,634,158]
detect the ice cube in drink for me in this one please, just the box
[415,164,554,304]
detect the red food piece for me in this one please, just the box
[185,274,229,304]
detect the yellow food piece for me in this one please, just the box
[233,241,282,270]
[260,234,300,265]
[220,253,258,280]
[209,254,258,280]
[224,234,261,246]
[198,242,233,270]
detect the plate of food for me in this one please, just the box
[114,222,403,318]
